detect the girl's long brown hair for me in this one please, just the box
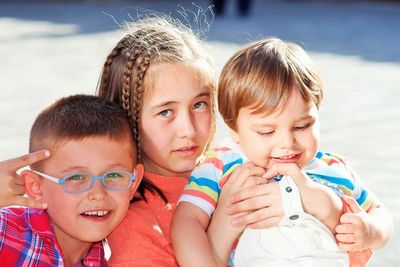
[96,16,216,203]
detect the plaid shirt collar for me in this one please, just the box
[27,208,105,266]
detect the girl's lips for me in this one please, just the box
[173,146,198,157]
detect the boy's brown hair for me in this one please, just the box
[218,38,323,130]
[29,94,136,169]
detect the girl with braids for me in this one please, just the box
[96,16,217,266]
[0,14,259,266]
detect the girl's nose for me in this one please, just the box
[176,112,196,138]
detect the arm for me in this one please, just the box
[226,162,342,233]
[293,170,343,233]
[171,202,217,267]
[333,155,393,251]
[0,151,49,208]
[270,162,343,232]
[206,163,267,266]
[172,162,268,267]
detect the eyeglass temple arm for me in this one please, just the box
[31,170,62,184]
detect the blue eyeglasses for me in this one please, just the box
[32,170,137,194]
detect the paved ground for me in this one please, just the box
[1,0,399,265]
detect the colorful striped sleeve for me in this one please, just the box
[178,147,244,217]
[311,151,377,211]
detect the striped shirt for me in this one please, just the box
[179,147,376,266]
[0,207,105,267]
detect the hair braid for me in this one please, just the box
[98,35,133,98]
[98,48,119,99]
[130,53,151,162]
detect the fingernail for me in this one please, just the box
[44,150,50,157]
[231,219,239,227]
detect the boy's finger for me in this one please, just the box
[1,150,50,171]
[14,197,47,209]
[335,233,355,243]
[335,223,354,234]
[341,195,362,213]
[337,242,356,251]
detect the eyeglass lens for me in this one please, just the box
[64,171,132,192]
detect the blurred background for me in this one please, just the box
[0,0,399,265]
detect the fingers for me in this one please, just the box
[231,206,282,228]
[224,162,266,188]
[337,242,359,251]
[339,212,363,224]
[14,196,47,209]
[247,216,282,229]
[335,222,355,235]
[336,233,355,243]
[229,182,279,205]
[10,184,26,196]
[341,195,362,213]
[0,150,50,171]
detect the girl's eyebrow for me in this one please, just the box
[151,92,211,110]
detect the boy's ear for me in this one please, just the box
[129,164,144,200]
[21,170,45,201]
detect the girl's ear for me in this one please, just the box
[21,170,45,201]
[129,164,144,200]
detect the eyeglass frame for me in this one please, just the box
[31,169,137,194]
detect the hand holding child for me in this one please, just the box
[0,151,49,209]
[224,163,291,229]
[218,162,281,229]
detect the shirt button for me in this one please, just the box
[286,186,292,193]
[289,215,299,220]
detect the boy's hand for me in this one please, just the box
[336,195,375,251]
[0,151,49,209]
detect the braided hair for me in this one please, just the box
[96,16,216,203]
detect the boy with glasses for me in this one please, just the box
[0,94,143,266]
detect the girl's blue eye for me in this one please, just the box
[159,109,173,118]
[193,101,208,110]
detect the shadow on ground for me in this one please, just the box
[1,0,400,62]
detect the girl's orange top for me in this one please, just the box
[107,172,187,267]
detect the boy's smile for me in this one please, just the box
[231,89,320,170]
[35,135,139,246]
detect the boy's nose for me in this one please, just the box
[88,180,107,201]
[278,131,295,149]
